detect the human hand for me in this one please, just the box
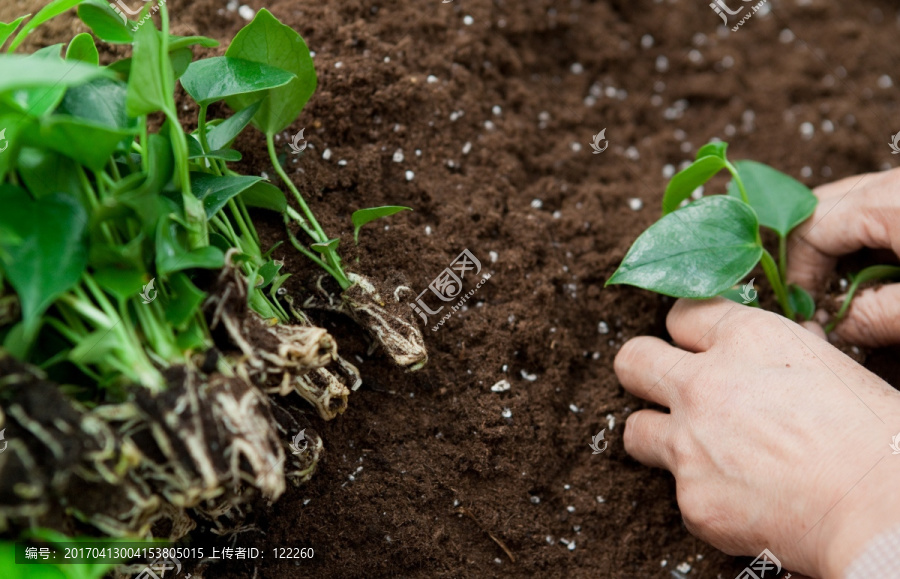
[615,298,900,578]
[788,169,900,346]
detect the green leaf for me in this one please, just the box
[256,259,283,288]
[16,147,82,201]
[168,34,219,51]
[190,172,267,217]
[224,8,317,135]
[0,15,30,51]
[696,141,728,160]
[240,181,286,212]
[90,236,146,301]
[788,284,815,321]
[0,55,109,94]
[77,2,133,44]
[58,77,138,131]
[8,0,87,53]
[0,187,88,354]
[126,19,173,117]
[181,56,296,106]
[156,216,225,275]
[2,46,71,117]
[206,100,262,151]
[727,160,817,238]
[21,114,136,171]
[164,272,206,329]
[720,286,759,307]
[66,32,99,65]
[69,327,119,364]
[186,136,241,161]
[662,155,726,215]
[606,195,763,298]
[169,47,193,80]
[311,238,339,254]
[351,205,412,243]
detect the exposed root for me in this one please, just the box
[123,366,286,508]
[206,250,336,390]
[0,352,160,537]
[269,401,324,485]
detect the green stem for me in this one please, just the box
[266,133,326,241]
[725,161,750,205]
[760,250,794,320]
[778,236,788,282]
[825,265,900,333]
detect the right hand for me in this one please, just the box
[788,168,900,346]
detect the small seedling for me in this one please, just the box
[606,141,899,324]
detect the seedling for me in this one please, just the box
[607,141,899,324]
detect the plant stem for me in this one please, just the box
[825,265,900,333]
[778,235,788,282]
[760,249,794,320]
[266,134,326,241]
[725,161,750,205]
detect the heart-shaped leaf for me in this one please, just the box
[311,238,339,254]
[787,284,815,321]
[190,172,267,217]
[126,20,173,117]
[206,100,262,151]
[351,206,412,243]
[0,186,88,354]
[66,32,99,65]
[607,195,762,298]
[224,9,317,135]
[727,160,817,238]
[696,141,728,160]
[662,155,726,215]
[240,181,286,213]
[77,2,133,44]
[181,56,296,106]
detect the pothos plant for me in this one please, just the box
[606,142,900,323]
[0,0,417,560]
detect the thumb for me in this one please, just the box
[832,283,900,347]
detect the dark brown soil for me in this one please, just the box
[7,0,900,577]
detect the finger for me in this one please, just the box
[615,336,693,407]
[788,171,899,290]
[833,284,900,347]
[666,297,741,352]
[623,409,674,470]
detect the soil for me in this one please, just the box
[5,0,900,577]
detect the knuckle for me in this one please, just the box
[844,295,891,345]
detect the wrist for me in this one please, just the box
[812,436,900,577]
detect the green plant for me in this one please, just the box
[606,142,898,323]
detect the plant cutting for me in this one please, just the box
[606,141,900,324]
[0,0,337,546]
[211,9,428,371]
